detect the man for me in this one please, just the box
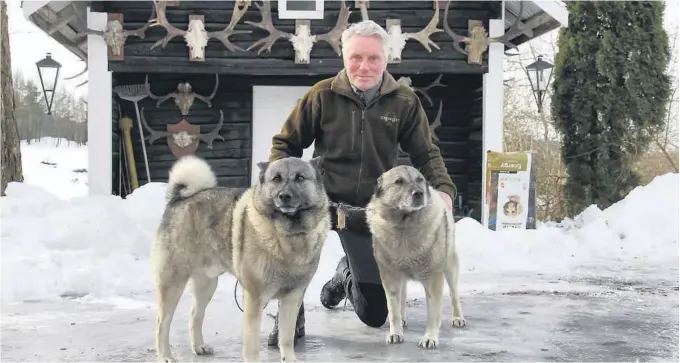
[265,19,457,346]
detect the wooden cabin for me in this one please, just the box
[22,0,568,222]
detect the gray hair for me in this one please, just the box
[340,20,390,58]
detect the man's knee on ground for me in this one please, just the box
[353,282,388,328]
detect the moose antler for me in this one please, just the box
[429,100,443,143]
[140,107,225,148]
[145,74,219,116]
[397,74,446,107]
[198,111,225,148]
[443,0,523,65]
[314,0,351,56]
[140,107,171,144]
[150,0,211,61]
[413,74,446,107]
[402,1,442,52]
[245,0,293,54]
[246,0,350,63]
[207,0,252,52]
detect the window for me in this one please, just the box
[278,0,324,19]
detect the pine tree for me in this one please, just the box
[1,1,24,196]
[551,0,671,215]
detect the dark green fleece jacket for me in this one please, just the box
[269,69,457,207]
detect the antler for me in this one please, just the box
[443,0,523,61]
[145,75,175,107]
[193,74,220,108]
[430,100,443,143]
[123,5,155,39]
[198,110,225,148]
[245,0,293,54]
[315,0,351,55]
[149,0,187,50]
[413,74,446,107]
[139,107,172,144]
[207,0,252,52]
[403,0,442,52]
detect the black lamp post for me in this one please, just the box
[36,52,61,115]
[524,55,554,113]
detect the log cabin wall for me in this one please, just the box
[95,0,501,221]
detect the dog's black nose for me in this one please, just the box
[413,190,424,199]
[278,192,292,203]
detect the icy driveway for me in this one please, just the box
[2,272,677,362]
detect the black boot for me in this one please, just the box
[320,256,352,309]
[267,302,306,347]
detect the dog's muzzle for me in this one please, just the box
[276,191,300,214]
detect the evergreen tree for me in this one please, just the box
[551,0,671,215]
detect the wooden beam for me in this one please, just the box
[109,58,487,76]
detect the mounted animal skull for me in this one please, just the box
[140,107,225,150]
[442,0,524,65]
[145,74,219,116]
[246,0,350,64]
[75,5,154,59]
[149,1,210,61]
[358,0,442,63]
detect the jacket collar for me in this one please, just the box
[330,69,402,105]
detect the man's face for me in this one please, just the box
[343,35,387,91]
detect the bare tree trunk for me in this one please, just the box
[1,1,24,196]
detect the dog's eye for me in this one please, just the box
[295,174,305,182]
[272,174,282,182]
[416,176,424,183]
[395,178,404,184]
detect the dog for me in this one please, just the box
[150,155,330,363]
[365,165,466,349]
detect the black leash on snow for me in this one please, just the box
[233,281,278,320]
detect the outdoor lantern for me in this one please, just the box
[35,52,61,115]
[524,55,554,113]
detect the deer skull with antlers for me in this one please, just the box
[145,74,219,116]
[75,4,154,59]
[246,0,350,64]
[150,0,251,61]
[442,0,523,65]
[358,0,442,63]
[140,107,225,151]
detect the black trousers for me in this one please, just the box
[336,228,388,328]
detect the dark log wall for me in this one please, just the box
[97,0,502,222]
[113,72,254,195]
[93,0,498,75]
[396,73,481,220]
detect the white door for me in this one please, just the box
[251,86,315,186]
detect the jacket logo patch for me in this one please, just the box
[380,114,399,124]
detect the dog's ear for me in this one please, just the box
[308,156,324,183]
[374,175,383,197]
[257,161,270,184]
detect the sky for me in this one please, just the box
[6,0,680,102]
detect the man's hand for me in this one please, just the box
[438,191,453,212]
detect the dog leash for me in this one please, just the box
[233,281,278,320]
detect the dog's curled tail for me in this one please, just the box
[166,155,217,202]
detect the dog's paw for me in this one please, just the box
[386,333,405,344]
[193,344,214,355]
[158,356,177,363]
[451,316,466,327]
[417,335,439,349]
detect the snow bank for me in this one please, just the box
[1,140,678,305]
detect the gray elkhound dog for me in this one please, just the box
[365,165,466,349]
[150,155,330,363]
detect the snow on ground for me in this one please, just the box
[1,139,678,362]
[2,138,678,308]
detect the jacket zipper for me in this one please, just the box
[355,109,365,197]
[351,109,356,152]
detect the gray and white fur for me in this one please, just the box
[151,155,330,362]
[365,165,466,349]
